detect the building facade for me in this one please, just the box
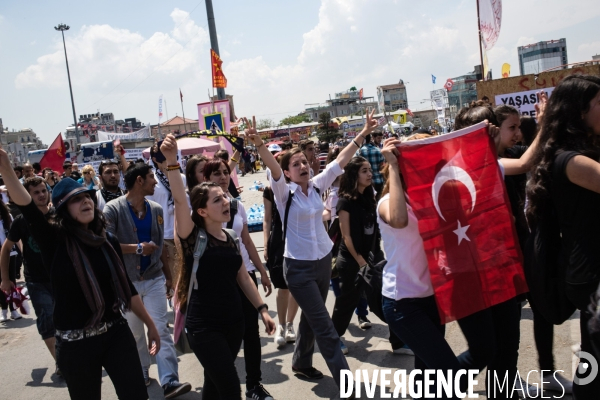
[518,39,568,76]
[0,124,47,166]
[302,90,377,122]
[446,68,480,111]
[377,80,408,112]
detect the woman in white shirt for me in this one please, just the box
[378,138,463,394]
[247,111,377,392]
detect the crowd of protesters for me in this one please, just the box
[0,75,599,400]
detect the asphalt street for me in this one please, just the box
[0,168,579,399]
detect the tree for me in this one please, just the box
[316,112,341,143]
[279,114,309,126]
[256,118,275,130]
[349,86,357,92]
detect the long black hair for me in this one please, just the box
[51,199,106,236]
[0,201,11,232]
[338,156,375,205]
[526,75,600,225]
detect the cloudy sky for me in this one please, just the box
[1,0,599,144]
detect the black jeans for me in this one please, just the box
[331,253,362,337]
[457,298,521,399]
[531,302,555,371]
[188,320,244,400]
[238,271,262,389]
[383,295,463,398]
[55,319,148,400]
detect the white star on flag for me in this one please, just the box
[453,221,470,245]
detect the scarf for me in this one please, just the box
[66,227,132,329]
[101,187,124,204]
[155,168,174,207]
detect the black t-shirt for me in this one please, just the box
[7,211,54,283]
[180,226,243,333]
[552,150,600,288]
[502,145,529,249]
[263,187,284,268]
[18,200,137,331]
[336,191,377,259]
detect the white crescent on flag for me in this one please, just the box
[432,164,477,222]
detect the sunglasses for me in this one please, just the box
[100,159,119,165]
[83,171,91,175]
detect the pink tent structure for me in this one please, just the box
[142,137,222,159]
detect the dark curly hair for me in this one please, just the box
[525,75,600,226]
[338,156,375,204]
[454,100,498,130]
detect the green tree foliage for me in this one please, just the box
[279,114,309,126]
[256,118,275,130]
[316,112,341,143]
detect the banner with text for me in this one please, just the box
[494,87,554,117]
[97,126,151,142]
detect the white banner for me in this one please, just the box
[97,126,151,142]
[478,0,502,50]
[124,148,146,161]
[494,87,554,117]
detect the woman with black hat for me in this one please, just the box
[0,147,160,400]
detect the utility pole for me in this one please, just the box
[205,0,226,100]
[55,23,80,144]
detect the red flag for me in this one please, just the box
[397,122,527,323]
[406,108,414,117]
[211,49,227,88]
[180,88,183,102]
[359,88,363,100]
[444,79,454,91]
[40,133,67,174]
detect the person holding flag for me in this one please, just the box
[246,110,378,393]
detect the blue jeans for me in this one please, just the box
[125,276,179,387]
[26,281,55,339]
[383,295,463,397]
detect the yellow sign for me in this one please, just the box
[393,113,407,124]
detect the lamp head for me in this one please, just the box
[54,23,70,31]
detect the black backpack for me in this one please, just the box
[226,198,239,230]
[523,200,575,324]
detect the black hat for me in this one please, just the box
[51,178,96,210]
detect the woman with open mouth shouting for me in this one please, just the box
[246,110,378,394]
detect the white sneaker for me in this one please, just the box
[542,371,573,394]
[285,322,296,343]
[275,325,286,347]
[0,310,8,323]
[10,310,22,320]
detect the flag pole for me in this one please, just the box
[476,0,485,81]
[180,89,188,133]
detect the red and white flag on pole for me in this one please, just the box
[397,122,527,323]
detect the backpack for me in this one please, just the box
[523,201,575,324]
[173,227,239,354]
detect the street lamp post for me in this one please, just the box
[54,23,80,145]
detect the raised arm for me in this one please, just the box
[228,149,241,172]
[244,117,282,182]
[378,139,409,229]
[0,147,31,206]
[160,135,194,239]
[335,108,378,169]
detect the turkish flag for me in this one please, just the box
[211,49,227,88]
[40,133,67,174]
[359,88,363,100]
[397,122,527,323]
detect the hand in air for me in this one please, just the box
[381,138,402,165]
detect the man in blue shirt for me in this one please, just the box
[104,163,191,399]
[356,131,385,198]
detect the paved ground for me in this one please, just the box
[0,168,579,399]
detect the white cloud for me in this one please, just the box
[15,9,209,94]
[576,41,600,61]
